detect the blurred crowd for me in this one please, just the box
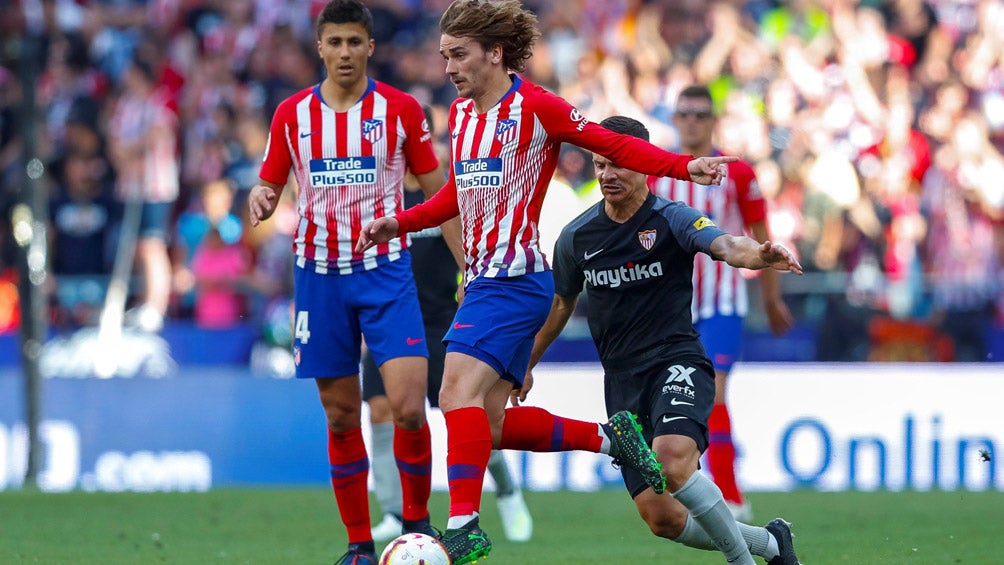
[0,0,1002,362]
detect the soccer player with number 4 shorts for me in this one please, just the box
[356,2,739,563]
[247,2,460,564]
[525,115,805,565]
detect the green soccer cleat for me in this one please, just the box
[439,516,492,564]
[603,410,667,494]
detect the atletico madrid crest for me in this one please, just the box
[638,229,656,250]
[362,119,384,143]
[495,119,518,144]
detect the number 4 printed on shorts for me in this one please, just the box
[295,311,312,344]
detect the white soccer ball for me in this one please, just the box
[378,533,451,565]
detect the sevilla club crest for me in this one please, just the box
[638,229,656,250]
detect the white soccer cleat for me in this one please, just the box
[370,513,403,542]
[497,491,533,542]
[726,500,753,523]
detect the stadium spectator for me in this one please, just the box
[182,180,250,329]
[527,114,802,565]
[172,179,244,319]
[649,85,795,523]
[48,149,119,328]
[920,111,1004,361]
[246,2,459,563]
[105,55,180,333]
[357,1,737,562]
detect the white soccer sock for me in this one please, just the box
[597,424,612,454]
[487,450,516,497]
[370,421,401,516]
[674,515,779,560]
[447,511,479,530]
[672,471,755,565]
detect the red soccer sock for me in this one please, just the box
[707,403,743,504]
[394,422,432,522]
[327,427,372,543]
[499,406,603,453]
[444,407,492,518]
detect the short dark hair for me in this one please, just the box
[316,0,374,39]
[678,84,713,105]
[440,0,540,73]
[599,115,650,142]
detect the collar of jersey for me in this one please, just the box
[312,78,376,110]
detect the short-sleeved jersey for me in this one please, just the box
[552,193,729,369]
[648,158,766,321]
[395,76,694,283]
[259,78,438,275]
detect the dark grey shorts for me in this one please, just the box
[604,354,715,497]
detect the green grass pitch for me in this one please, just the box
[3,489,1003,563]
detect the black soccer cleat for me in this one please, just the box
[765,518,801,565]
[603,410,667,494]
[402,514,439,538]
[334,545,377,565]
[439,516,492,564]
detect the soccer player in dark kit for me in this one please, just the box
[523,116,805,565]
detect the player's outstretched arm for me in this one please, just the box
[248,180,285,227]
[687,155,739,185]
[356,217,401,253]
[709,235,803,275]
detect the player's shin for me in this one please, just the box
[498,406,604,452]
[444,407,492,527]
[394,422,432,522]
[328,427,373,544]
[672,471,755,565]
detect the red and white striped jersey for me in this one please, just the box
[107,89,179,204]
[259,79,437,275]
[395,76,694,282]
[648,158,767,321]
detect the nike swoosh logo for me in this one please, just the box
[406,337,423,345]
[299,131,318,138]
[662,415,686,423]
[583,249,604,260]
[453,322,474,329]
[670,398,694,406]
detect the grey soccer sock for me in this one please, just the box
[370,421,402,516]
[487,450,516,497]
[674,515,778,560]
[672,471,755,565]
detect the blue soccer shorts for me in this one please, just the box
[292,254,428,379]
[695,313,743,373]
[444,271,553,385]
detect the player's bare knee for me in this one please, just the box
[322,400,361,432]
[391,405,426,430]
[637,499,686,539]
[655,450,700,492]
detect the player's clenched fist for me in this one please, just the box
[248,184,279,227]
[356,216,400,253]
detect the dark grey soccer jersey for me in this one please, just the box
[552,193,728,368]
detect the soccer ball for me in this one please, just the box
[378,533,451,565]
